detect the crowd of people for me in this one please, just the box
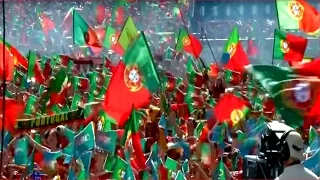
[0,0,319,180]
[0,56,318,179]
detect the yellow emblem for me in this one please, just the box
[230,109,244,125]
[280,40,290,53]
[124,65,143,92]
[182,36,191,46]
[227,43,236,57]
[109,34,117,45]
[13,56,18,66]
[288,1,304,20]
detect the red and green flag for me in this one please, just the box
[186,56,204,88]
[104,32,160,127]
[224,69,242,85]
[27,51,45,84]
[246,64,320,128]
[117,16,139,52]
[103,26,124,55]
[175,28,202,58]
[47,68,70,109]
[185,84,204,114]
[276,0,320,36]
[222,26,249,73]
[121,108,147,170]
[161,73,177,92]
[73,9,101,47]
[273,29,307,62]
[214,93,250,127]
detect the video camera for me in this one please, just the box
[242,121,293,179]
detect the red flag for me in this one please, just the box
[104,61,152,127]
[176,29,203,58]
[0,98,25,133]
[115,7,126,25]
[95,4,105,25]
[293,58,320,78]
[215,93,250,127]
[208,63,219,78]
[184,35,202,59]
[40,13,56,37]
[247,39,259,57]
[224,42,250,73]
[223,27,250,73]
[0,43,14,81]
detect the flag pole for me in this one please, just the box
[273,0,281,65]
[72,8,75,46]
[271,29,276,65]
[195,12,219,68]
[0,0,6,175]
[200,25,219,67]
[174,0,201,70]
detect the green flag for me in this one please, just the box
[74,122,95,158]
[309,126,317,145]
[73,9,100,47]
[213,159,227,180]
[246,64,320,128]
[118,16,139,51]
[112,156,127,180]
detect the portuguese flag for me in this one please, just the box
[273,29,307,62]
[175,28,202,58]
[103,26,124,55]
[214,93,250,127]
[73,9,101,47]
[121,108,146,170]
[276,0,320,36]
[0,37,28,69]
[104,32,160,127]
[222,26,249,73]
[246,64,320,128]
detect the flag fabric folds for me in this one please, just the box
[276,0,320,36]
[273,29,307,63]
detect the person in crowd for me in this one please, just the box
[275,131,319,180]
